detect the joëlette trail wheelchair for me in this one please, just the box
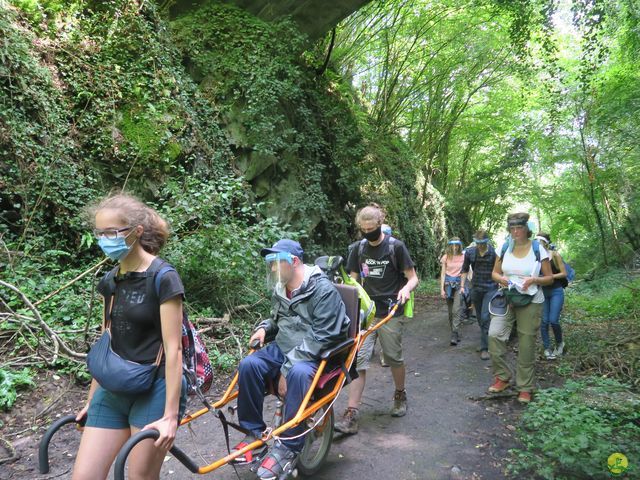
[38,255,399,479]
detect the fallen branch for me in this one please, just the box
[35,380,73,420]
[196,315,229,325]
[34,258,109,307]
[225,322,244,360]
[468,391,518,401]
[0,280,86,362]
[0,356,38,369]
[227,303,253,315]
[0,435,17,465]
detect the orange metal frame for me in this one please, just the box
[177,304,399,475]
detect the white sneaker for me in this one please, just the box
[553,342,565,357]
[544,349,556,360]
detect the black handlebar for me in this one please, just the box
[38,414,85,474]
[113,429,199,480]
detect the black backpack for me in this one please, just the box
[357,236,408,287]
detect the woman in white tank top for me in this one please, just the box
[487,212,553,404]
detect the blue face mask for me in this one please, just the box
[98,234,135,261]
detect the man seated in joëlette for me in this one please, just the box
[233,239,350,480]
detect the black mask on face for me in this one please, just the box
[362,226,382,242]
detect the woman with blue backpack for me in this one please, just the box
[440,237,465,345]
[536,232,568,360]
[72,193,188,480]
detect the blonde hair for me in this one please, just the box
[355,204,385,227]
[474,229,489,240]
[445,236,463,258]
[91,193,169,254]
[537,231,561,269]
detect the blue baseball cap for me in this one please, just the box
[260,239,304,260]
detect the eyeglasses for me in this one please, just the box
[93,227,132,239]
[265,252,294,264]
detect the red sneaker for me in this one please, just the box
[231,434,265,464]
[517,391,532,404]
[488,377,510,393]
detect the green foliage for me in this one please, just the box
[557,270,640,388]
[568,276,639,321]
[169,2,333,237]
[336,0,524,246]
[171,2,307,157]
[1,0,232,256]
[169,1,442,267]
[0,368,35,410]
[157,174,300,311]
[415,278,440,296]
[507,377,640,479]
[1,248,103,379]
[206,345,238,372]
[0,4,98,250]
[8,0,75,29]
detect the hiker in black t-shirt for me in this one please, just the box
[73,194,187,480]
[335,204,419,435]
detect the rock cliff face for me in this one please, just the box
[167,0,373,40]
[2,0,445,273]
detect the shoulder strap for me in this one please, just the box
[500,242,509,261]
[104,265,119,296]
[532,239,541,263]
[357,238,367,264]
[151,262,175,365]
[468,247,477,269]
[500,241,541,262]
[102,266,120,328]
[387,236,397,270]
[155,265,176,297]
[358,236,401,274]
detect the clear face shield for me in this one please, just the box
[265,252,295,292]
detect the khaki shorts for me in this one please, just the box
[356,315,409,370]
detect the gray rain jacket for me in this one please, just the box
[256,265,350,377]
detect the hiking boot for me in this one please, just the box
[231,433,265,464]
[553,342,565,357]
[488,377,510,393]
[517,391,532,404]
[256,442,298,480]
[391,389,407,417]
[450,331,460,346]
[480,350,490,361]
[334,407,359,434]
[544,349,556,360]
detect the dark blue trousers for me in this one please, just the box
[470,287,497,352]
[237,343,317,452]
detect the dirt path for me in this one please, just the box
[1,297,525,480]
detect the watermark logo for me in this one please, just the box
[607,453,629,476]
